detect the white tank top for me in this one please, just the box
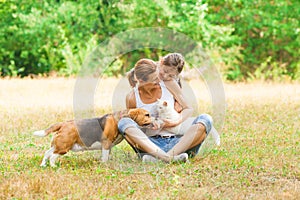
[134,81,174,117]
[134,81,178,137]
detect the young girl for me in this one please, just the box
[159,53,221,146]
[158,52,184,88]
[158,53,185,112]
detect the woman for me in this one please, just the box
[118,58,213,163]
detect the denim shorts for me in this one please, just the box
[118,114,213,157]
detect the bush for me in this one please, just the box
[0,0,299,81]
[206,0,300,80]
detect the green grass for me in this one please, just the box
[0,79,299,199]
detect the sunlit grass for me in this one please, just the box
[0,78,299,199]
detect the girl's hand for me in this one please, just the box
[174,101,183,113]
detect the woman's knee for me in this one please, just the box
[118,117,139,135]
[192,114,213,134]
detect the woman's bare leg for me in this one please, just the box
[124,127,172,162]
[167,123,206,157]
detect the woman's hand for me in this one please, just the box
[150,119,164,130]
[149,118,180,130]
[162,118,181,128]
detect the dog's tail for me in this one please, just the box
[33,123,63,137]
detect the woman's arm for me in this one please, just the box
[126,91,137,109]
[163,79,194,127]
[126,89,160,130]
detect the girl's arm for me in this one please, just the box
[163,79,194,127]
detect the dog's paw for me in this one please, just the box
[50,162,59,168]
[40,163,47,167]
[101,149,110,162]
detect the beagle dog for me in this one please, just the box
[33,108,152,167]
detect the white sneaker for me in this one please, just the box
[142,155,158,163]
[211,126,221,146]
[173,153,189,163]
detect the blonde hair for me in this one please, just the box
[127,59,157,87]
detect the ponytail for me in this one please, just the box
[127,68,137,88]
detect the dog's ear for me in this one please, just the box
[128,109,139,121]
[128,108,152,126]
[163,101,168,107]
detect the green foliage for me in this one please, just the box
[206,0,300,80]
[0,0,299,80]
[247,56,292,81]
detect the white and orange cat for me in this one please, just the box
[156,99,181,135]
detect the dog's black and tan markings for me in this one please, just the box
[33,108,152,167]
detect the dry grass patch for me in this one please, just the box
[0,78,299,199]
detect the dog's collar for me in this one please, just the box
[113,110,128,121]
[118,111,124,119]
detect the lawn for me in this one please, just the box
[0,78,299,199]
